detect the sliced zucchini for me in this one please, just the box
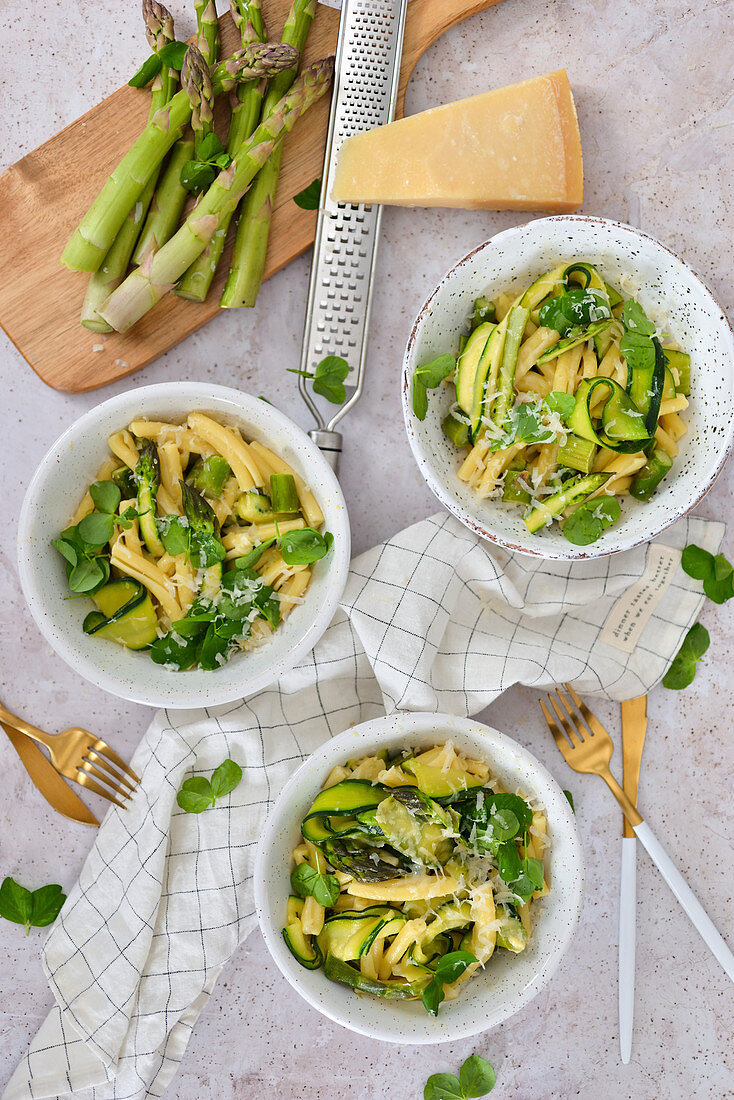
[489,305,530,430]
[629,447,673,502]
[471,296,496,329]
[83,579,158,650]
[283,916,324,970]
[374,796,452,866]
[495,906,528,953]
[625,337,666,435]
[305,779,387,819]
[662,348,690,394]
[518,264,566,310]
[523,473,611,534]
[471,321,507,437]
[568,378,652,453]
[402,757,484,800]
[318,907,404,962]
[536,320,613,365]
[234,491,275,525]
[455,322,493,416]
[412,901,473,965]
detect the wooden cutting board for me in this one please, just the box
[0,0,499,392]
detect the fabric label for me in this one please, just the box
[600,543,681,654]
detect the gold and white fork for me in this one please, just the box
[540,684,734,985]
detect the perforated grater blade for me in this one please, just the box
[298,0,409,472]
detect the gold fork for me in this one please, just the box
[540,683,734,984]
[0,701,140,809]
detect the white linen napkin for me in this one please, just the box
[3,511,724,1100]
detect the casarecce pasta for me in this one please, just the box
[434,262,691,546]
[54,412,332,671]
[282,740,549,1012]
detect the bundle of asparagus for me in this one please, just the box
[64,0,332,335]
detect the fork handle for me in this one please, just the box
[0,702,53,748]
[634,820,734,982]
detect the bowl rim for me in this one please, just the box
[401,214,734,560]
[253,710,585,1044]
[17,381,351,709]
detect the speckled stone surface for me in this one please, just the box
[1,1,733,1097]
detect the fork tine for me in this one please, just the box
[85,749,137,794]
[539,699,571,754]
[73,769,128,809]
[556,687,595,741]
[88,739,141,785]
[79,760,132,801]
[564,683,611,738]
[549,693,583,746]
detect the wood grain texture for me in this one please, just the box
[0,0,499,393]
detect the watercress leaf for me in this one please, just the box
[621,299,656,336]
[489,793,533,830]
[524,856,545,891]
[0,877,33,928]
[51,538,78,568]
[210,759,243,801]
[68,557,106,593]
[489,808,519,842]
[619,330,655,376]
[158,39,188,69]
[712,553,733,582]
[149,631,201,670]
[290,863,319,899]
[193,533,226,569]
[255,585,281,629]
[180,159,216,194]
[233,538,276,571]
[311,873,340,908]
[680,544,713,581]
[198,623,236,670]
[544,391,576,420]
[514,404,550,444]
[563,789,575,813]
[423,1073,464,1100]
[459,1054,497,1097]
[280,528,331,566]
[29,884,66,928]
[703,570,734,605]
[212,152,233,168]
[90,480,122,515]
[293,177,322,210]
[324,531,334,552]
[662,622,710,690]
[421,976,445,1018]
[177,776,214,814]
[197,131,225,161]
[313,355,350,404]
[413,376,429,420]
[116,506,139,530]
[172,615,212,637]
[496,841,522,883]
[77,511,115,547]
[509,872,535,904]
[434,950,476,983]
[562,496,621,546]
[416,353,456,389]
[128,52,162,87]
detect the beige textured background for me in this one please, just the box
[1,0,732,1097]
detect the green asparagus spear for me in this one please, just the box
[135,440,165,557]
[195,0,220,65]
[99,57,333,332]
[185,44,215,154]
[175,0,267,301]
[81,0,178,330]
[220,0,317,309]
[62,42,300,273]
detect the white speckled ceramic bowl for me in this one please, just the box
[402,216,734,559]
[18,383,350,709]
[254,711,584,1044]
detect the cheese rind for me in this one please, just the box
[331,70,583,212]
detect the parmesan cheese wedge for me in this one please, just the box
[331,70,583,212]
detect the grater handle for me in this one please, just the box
[308,429,343,473]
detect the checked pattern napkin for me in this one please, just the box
[3,511,724,1100]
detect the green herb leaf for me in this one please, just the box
[159,40,188,69]
[210,759,243,802]
[293,177,322,209]
[68,556,108,594]
[313,356,350,404]
[77,511,116,548]
[413,377,429,420]
[680,544,734,604]
[424,1074,464,1100]
[51,538,78,568]
[233,538,276,571]
[176,776,214,814]
[662,622,710,690]
[621,299,656,336]
[544,391,576,420]
[562,496,621,546]
[680,544,713,580]
[489,808,519,842]
[181,159,216,195]
[422,951,476,1016]
[290,863,340,907]
[150,631,201,670]
[90,480,122,515]
[0,877,66,934]
[496,841,522,883]
[128,53,162,87]
[280,527,333,566]
[563,790,575,813]
[539,288,610,335]
[197,132,226,162]
[459,1054,497,1097]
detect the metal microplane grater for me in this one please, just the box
[298,0,409,472]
